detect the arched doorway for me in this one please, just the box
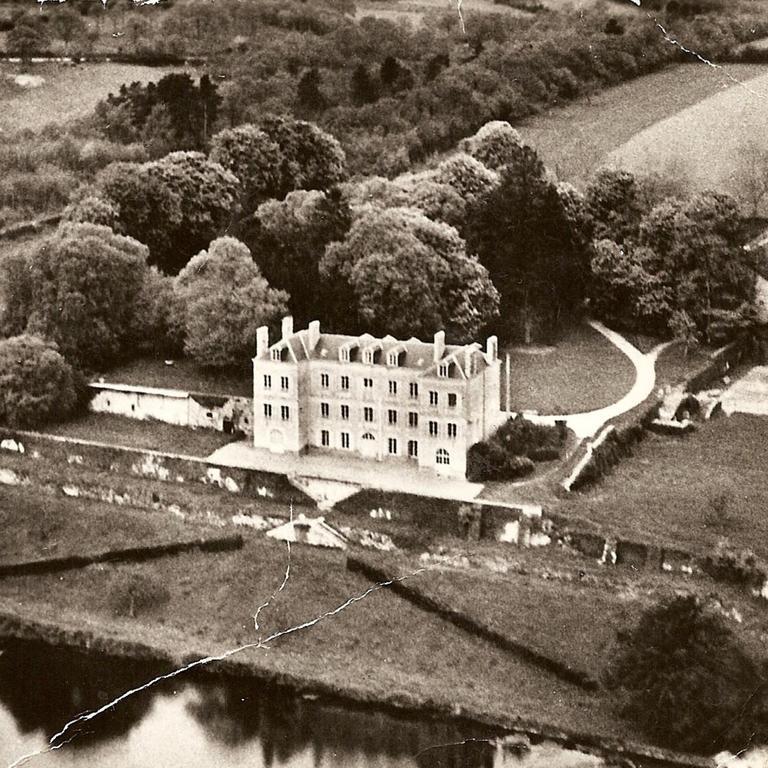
[360,431,377,459]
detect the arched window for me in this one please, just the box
[362,432,375,441]
[436,448,450,465]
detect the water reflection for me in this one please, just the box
[0,640,605,768]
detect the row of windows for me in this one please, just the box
[318,403,458,436]
[318,431,450,463]
[262,372,460,408]
[263,375,291,391]
[263,404,291,421]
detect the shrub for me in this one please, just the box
[494,414,564,459]
[701,543,767,590]
[0,334,82,429]
[466,440,535,482]
[108,573,170,619]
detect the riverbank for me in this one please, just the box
[0,552,713,768]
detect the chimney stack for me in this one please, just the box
[486,335,498,362]
[433,330,445,363]
[256,326,269,358]
[282,315,294,340]
[308,320,321,350]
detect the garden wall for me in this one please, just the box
[0,430,313,511]
[335,488,544,546]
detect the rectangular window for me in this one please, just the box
[281,376,289,391]
[438,363,449,378]
[364,407,374,422]
[408,440,418,458]
[363,377,373,389]
[321,429,330,447]
[429,420,438,437]
[340,404,350,420]
[321,372,330,388]
[388,437,398,455]
[321,402,330,418]
[447,423,457,439]
[263,403,272,419]
[280,405,290,421]
[389,380,397,396]
[341,432,350,449]
[408,412,418,428]
[448,392,457,408]
[409,382,419,398]
[429,391,439,406]
[341,375,350,390]
[388,409,397,425]
[263,375,272,389]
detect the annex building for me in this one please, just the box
[252,317,501,479]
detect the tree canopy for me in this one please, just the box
[0,335,82,429]
[465,148,589,342]
[23,223,150,369]
[174,237,289,369]
[245,187,351,326]
[320,206,499,341]
[610,594,768,753]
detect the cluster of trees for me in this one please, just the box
[585,170,756,343]
[610,594,768,753]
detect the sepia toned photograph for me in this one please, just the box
[0,0,767,765]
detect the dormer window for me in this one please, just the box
[271,347,282,362]
[438,362,450,378]
[364,349,374,365]
[387,352,399,367]
[340,347,350,363]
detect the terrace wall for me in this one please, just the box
[0,430,312,515]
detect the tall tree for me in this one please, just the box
[465,151,588,342]
[209,124,284,213]
[297,68,327,113]
[584,168,645,245]
[258,115,347,195]
[320,206,499,341]
[174,237,289,369]
[0,335,81,429]
[350,63,377,106]
[245,187,351,325]
[24,223,150,369]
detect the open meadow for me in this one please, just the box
[520,62,768,187]
[0,62,196,134]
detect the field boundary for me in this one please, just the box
[347,554,599,690]
[0,534,243,578]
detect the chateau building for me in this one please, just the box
[252,317,501,479]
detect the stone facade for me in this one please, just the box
[251,317,501,479]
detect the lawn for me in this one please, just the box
[0,61,196,133]
[561,412,768,560]
[0,485,209,563]
[503,322,636,414]
[519,62,768,188]
[98,357,253,398]
[43,413,236,457]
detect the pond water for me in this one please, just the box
[0,640,607,768]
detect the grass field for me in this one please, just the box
[0,62,195,134]
[503,322,636,414]
[43,413,236,457]
[562,412,768,559]
[520,62,768,187]
[0,485,206,563]
[0,535,633,743]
